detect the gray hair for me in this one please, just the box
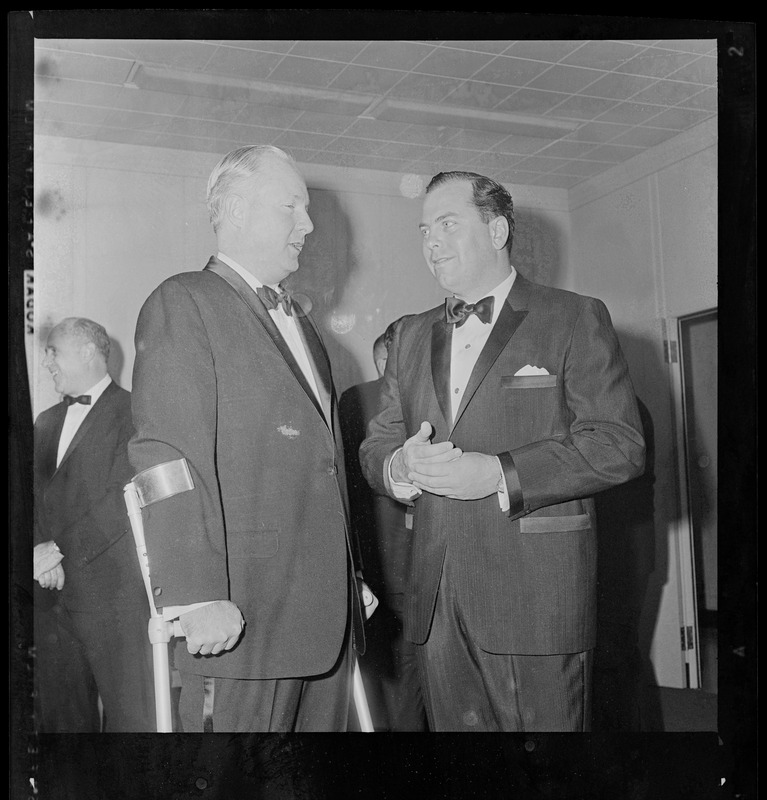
[206,145,295,231]
[55,317,111,362]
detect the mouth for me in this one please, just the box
[290,241,304,253]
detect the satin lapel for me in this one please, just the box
[451,291,529,432]
[430,319,453,430]
[294,308,333,427]
[55,382,117,474]
[42,405,67,480]
[204,258,326,424]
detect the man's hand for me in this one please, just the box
[391,421,462,483]
[408,451,502,500]
[178,600,245,656]
[34,541,64,580]
[37,563,65,591]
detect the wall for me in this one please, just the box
[569,118,717,695]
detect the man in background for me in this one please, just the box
[339,316,427,732]
[33,317,154,732]
[128,145,366,732]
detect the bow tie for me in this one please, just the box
[64,394,91,406]
[256,285,293,316]
[445,295,495,327]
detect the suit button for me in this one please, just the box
[153,587,162,596]
[327,465,337,475]
[195,778,208,790]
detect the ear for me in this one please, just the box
[224,193,246,229]
[489,216,510,252]
[80,341,97,364]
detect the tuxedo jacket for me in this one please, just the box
[360,273,646,656]
[128,257,364,681]
[33,381,147,611]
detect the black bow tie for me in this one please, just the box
[64,394,91,406]
[256,285,293,316]
[445,296,495,327]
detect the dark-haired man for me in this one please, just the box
[360,171,645,732]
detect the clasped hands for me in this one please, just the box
[34,541,65,590]
[391,421,501,501]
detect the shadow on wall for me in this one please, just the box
[511,208,566,288]
[285,187,364,394]
[592,328,669,732]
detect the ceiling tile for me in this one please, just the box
[128,40,220,71]
[352,41,436,70]
[560,39,648,70]
[492,135,551,156]
[353,154,408,173]
[167,116,230,139]
[153,133,228,154]
[103,109,173,134]
[566,121,631,143]
[496,87,570,115]
[595,101,668,125]
[289,40,369,61]
[471,55,552,87]
[677,87,717,112]
[386,72,465,104]
[644,106,712,130]
[514,155,571,173]
[268,55,346,88]
[498,169,548,185]
[375,141,435,160]
[615,47,701,78]
[117,88,190,115]
[665,55,717,86]
[655,40,716,55]
[525,172,583,188]
[550,159,612,177]
[441,41,514,55]
[226,122,283,144]
[443,129,509,150]
[274,130,337,151]
[35,100,112,127]
[544,94,619,120]
[203,46,284,80]
[441,81,514,110]
[470,151,526,173]
[579,72,658,100]
[324,137,385,156]
[396,124,459,147]
[611,126,680,147]
[36,51,134,87]
[630,78,708,106]
[413,47,496,80]
[178,95,247,123]
[36,118,102,139]
[97,127,164,148]
[536,139,597,159]
[582,143,642,162]
[504,40,585,63]
[214,41,296,53]
[289,111,357,136]
[234,104,303,128]
[422,147,480,168]
[329,64,405,94]
[343,118,413,141]
[37,39,145,60]
[527,64,608,94]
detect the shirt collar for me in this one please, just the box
[217,252,281,294]
[456,267,517,324]
[67,374,111,407]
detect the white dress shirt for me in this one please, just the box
[389,268,517,511]
[57,374,112,467]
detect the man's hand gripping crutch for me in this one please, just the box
[124,457,377,732]
[123,457,243,732]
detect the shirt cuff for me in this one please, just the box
[161,600,218,622]
[496,456,510,512]
[387,447,422,501]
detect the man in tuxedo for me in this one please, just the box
[128,145,365,732]
[339,317,427,732]
[33,317,154,732]
[360,171,646,732]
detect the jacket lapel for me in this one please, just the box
[450,276,531,432]
[55,382,117,474]
[204,257,329,427]
[294,309,333,427]
[430,318,453,430]
[41,405,67,480]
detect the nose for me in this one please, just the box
[298,208,313,235]
[42,352,51,368]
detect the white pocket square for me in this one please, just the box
[514,364,550,376]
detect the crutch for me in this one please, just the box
[123,457,195,732]
[125,457,376,732]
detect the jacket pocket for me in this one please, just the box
[229,529,279,558]
[519,514,591,534]
[502,375,558,389]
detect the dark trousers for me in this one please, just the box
[416,562,593,732]
[34,598,155,732]
[178,630,353,733]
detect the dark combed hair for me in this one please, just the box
[425,171,515,254]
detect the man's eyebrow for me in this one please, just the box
[419,212,457,228]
